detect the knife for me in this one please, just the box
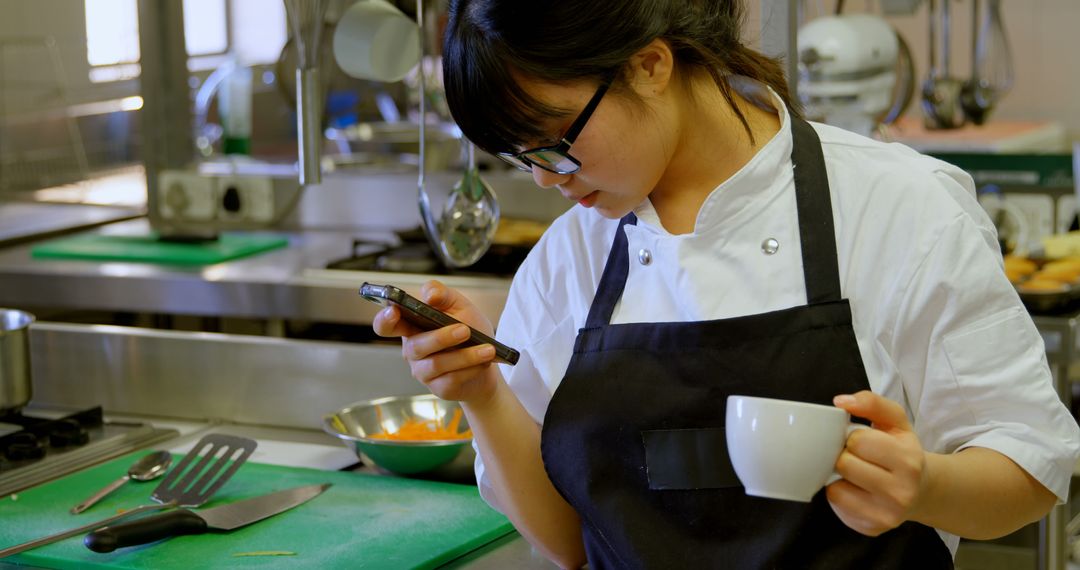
[83,483,331,553]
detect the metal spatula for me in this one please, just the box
[0,433,257,558]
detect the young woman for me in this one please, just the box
[374,1,1080,567]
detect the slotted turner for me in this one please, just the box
[0,433,257,558]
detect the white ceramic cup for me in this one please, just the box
[332,0,421,82]
[725,395,869,502]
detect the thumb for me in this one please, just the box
[833,390,911,432]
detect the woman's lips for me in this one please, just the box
[575,191,599,208]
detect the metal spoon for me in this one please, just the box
[435,140,500,267]
[414,0,499,269]
[70,450,172,515]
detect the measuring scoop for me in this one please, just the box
[0,433,257,558]
[71,450,173,514]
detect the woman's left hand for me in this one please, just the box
[827,390,930,537]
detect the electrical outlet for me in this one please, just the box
[214,175,275,222]
[158,170,215,221]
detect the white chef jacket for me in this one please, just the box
[478,90,1080,555]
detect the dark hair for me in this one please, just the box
[442,0,801,155]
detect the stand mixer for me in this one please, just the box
[797,14,905,138]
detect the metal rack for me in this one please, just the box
[0,35,90,192]
[1031,310,1080,570]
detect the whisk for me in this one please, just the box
[283,0,329,185]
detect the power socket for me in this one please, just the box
[158,170,215,221]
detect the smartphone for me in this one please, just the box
[360,282,520,365]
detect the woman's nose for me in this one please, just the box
[532,167,571,189]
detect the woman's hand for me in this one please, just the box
[826,390,930,537]
[371,280,499,403]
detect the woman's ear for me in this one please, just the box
[627,38,675,98]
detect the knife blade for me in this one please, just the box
[83,483,331,553]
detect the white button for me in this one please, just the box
[761,238,780,255]
[638,248,652,265]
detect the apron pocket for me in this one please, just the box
[641,428,742,490]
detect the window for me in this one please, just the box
[183,0,229,57]
[84,0,140,82]
[84,0,286,81]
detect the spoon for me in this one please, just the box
[435,140,500,267]
[414,0,499,269]
[70,450,172,515]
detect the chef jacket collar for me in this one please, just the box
[632,77,793,238]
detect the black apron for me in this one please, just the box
[539,117,954,569]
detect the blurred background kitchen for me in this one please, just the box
[1,0,1079,568]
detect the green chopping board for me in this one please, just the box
[30,232,289,265]
[0,453,514,569]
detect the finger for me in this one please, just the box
[834,447,893,495]
[420,280,452,310]
[372,305,423,338]
[412,344,498,384]
[843,427,916,472]
[424,362,495,400]
[421,280,472,316]
[825,480,887,537]
[833,390,912,432]
[402,324,473,361]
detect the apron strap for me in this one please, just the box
[790,116,843,304]
[584,214,637,328]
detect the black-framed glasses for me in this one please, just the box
[496,77,612,175]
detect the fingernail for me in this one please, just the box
[834,394,856,406]
[452,325,470,340]
[477,345,495,359]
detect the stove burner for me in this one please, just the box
[0,406,103,461]
[49,419,90,447]
[326,233,529,277]
[3,432,45,461]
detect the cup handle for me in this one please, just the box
[825,423,872,486]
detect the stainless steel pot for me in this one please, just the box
[0,309,34,412]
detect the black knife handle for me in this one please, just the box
[84,509,208,553]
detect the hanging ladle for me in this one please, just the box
[415,0,500,268]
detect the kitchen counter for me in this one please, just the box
[1,321,557,569]
[0,218,514,327]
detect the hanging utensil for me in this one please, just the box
[415,0,499,268]
[436,140,500,267]
[0,433,257,558]
[283,0,329,185]
[960,0,1013,125]
[921,0,965,129]
[85,483,331,553]
[70,450,172,515]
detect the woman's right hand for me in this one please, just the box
[372,280,500,403]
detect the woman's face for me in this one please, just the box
[517,78,676,219]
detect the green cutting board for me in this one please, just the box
[0,453,514,569]
[30,232,289,265]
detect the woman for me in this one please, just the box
[374,1,1080,568]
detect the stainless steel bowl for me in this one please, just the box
[322,394,472,475]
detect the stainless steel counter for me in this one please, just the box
[0,218,514,326]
